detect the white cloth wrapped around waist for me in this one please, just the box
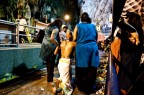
[58,58,73,95]
[58,58,71,83]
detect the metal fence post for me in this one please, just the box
[17,22,20,47]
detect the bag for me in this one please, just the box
[37,29,45,43]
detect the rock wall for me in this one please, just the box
[80,0,144,32]
[80,0,113,25]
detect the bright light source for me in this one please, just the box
[64,15,70,21]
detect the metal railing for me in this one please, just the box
[104,51,121,95]
[0,19,42,47]
[101,37,121,95]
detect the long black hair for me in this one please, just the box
[48,19,63,29]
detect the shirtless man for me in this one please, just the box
[54,30,76,95]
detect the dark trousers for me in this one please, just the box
[76,66,97,94]
[46,55,56,82]
[19,31,28,43]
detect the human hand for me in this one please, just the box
[129,32,140,45]
[54,46,60,55]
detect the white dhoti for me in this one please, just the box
[58,58,73,95]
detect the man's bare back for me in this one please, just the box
[60,41,76,58]
[54,30,76,59]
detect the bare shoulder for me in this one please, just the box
[52,28,59,34]
[60,41,66,46]
[53,28,59,32]
[61,41,66,44]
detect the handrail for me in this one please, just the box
[104,51,120,95]
[0,19,44,47]
[0,32,17,36]
[0,19,40,29]
[0,19,16,25]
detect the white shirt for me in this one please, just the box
[18,18,27,31]
[59,31,66,42]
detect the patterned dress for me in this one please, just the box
[39,26,58,61]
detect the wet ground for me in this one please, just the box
[0,50,109,95]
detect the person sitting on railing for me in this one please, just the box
[16,15,28,43]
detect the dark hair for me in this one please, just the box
[118,12,142,30]
[48,19,63,44]
[126,12,143,46]
[63,26,68,29]
[126,12,142,29]
[66,31,73,41]
[19,15,24,19]
[81,12,91,23]
[118,12,143,47]
[49,19,63,29]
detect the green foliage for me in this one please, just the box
[0,0,80,26]
[0,73,18,83]
[0,0,18,21]
[0,6,5,18]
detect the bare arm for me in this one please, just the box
[54,46,60,55]
[50,28,59,46]
[72,42,76,57]
[96,29,98,41]
[73,26,78,42]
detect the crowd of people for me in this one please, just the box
[39,12,100,95]
[38,11,143,95]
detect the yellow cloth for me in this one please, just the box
[25,27,32,43]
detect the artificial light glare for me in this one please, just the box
[64,15,70,20]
